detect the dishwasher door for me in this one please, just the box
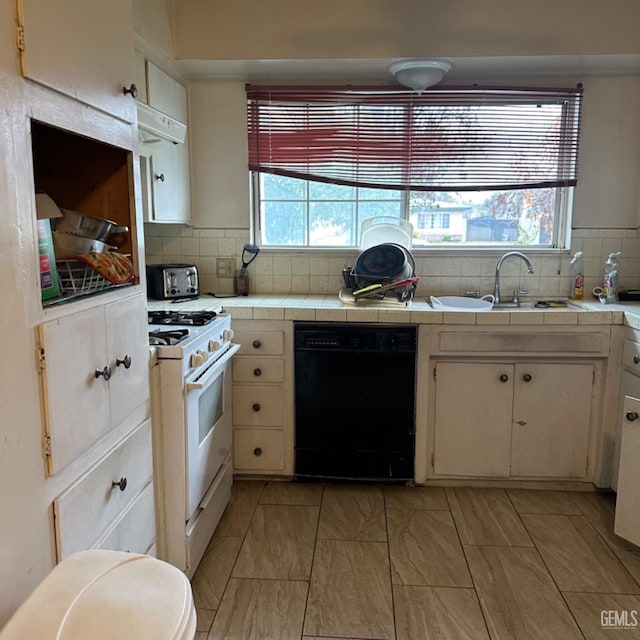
[294,323,416,481]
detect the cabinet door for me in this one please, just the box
[17,0,136,123]
[146,62,188,122]
[614,395,640,546]
[433,362,512,477]
[39,307,110,474]
[105,295,150,428]
[511,363,592,478]
[149,141,191,223]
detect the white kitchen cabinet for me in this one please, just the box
[433,361,593,479]
[147,141,191,223]
[16,0,136,123]
[136,55,191,224]
[53,419,154,559]
[433,362,512,477]
[510,363,593,477]
[231,321,293,475]
[38,293,150,475]
[614,395,640,546]
[425,325,608,483]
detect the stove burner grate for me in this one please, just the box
[148,310,217,326]
[149,328,190,346]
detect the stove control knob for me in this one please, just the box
[191,352,205,367]
[208,339,222,351]
[223,329,235,341]
[198,349,209,362]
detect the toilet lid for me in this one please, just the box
[0,551,196,640]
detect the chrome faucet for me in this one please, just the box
[493,251,535,306]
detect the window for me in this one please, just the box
[248,84,582,249]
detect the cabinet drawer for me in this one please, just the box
[235,331,284,356]
[95,481,155,554]
[233,386,283,426]
[233,358,284,383]
[234,429,284,471]
[623,339,640,374]
[54,420,153,559]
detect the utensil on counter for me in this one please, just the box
[234,244,261,295]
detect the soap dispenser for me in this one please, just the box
[569,251,584,300]
[603,251,622,304]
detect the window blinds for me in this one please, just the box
[247,84,582,192]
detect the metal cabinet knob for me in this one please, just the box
[253,368,262,377]
[626,411,638,422]
[116,355,132,369]
[499,374,509,383]
[111,477,127,491]
[252,339,261,349]
[634,355,640,364]
[95,365,112,381]
[253,447,262,456]
[252,403,261,412]
[523,373,532,382]
[155,173,165,182]
[122,83,138,99]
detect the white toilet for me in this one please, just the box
[0,550,196,639]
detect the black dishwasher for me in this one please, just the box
[294,323,416,481]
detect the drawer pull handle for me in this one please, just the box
[626,411,638,422]
[116,355,132,369]
[522,373,532,382]
[111,477,128,491]
[253,368,262,377]
[253,447,262,456]
[122,83,138,99]
[95,365,112,381]
[252,339,261,349]
[634,355,640,365]
[252,403,261,412]
[499,374,509,383]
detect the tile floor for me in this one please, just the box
[191,481,640,640]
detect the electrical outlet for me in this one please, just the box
[216,258,235,278]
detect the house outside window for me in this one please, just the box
[248,85,582,250]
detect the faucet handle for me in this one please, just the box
[512,290,528,304]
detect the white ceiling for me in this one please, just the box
[179,54,640,83]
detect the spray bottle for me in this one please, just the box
[602,251,622,304]
[569,251,584,300]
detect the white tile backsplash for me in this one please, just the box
[144,225,640,298]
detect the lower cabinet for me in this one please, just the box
[432,360,595,480]
[231,320,293,475]
[53,419,156,559]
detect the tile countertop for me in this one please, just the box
[149,294,640,326]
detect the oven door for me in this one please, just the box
[185,343,240,520]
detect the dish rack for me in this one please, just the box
[57,259,115,295]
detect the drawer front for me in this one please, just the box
[623,339,640,374]
[95,481,156,554]
[234,429,284,471]
[233,358,285,383]
[233,386,283,426]
[235,330,284,356]
[54,419,153,559]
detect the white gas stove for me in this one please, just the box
[148,301,239,577]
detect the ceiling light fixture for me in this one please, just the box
[389,58,452,93]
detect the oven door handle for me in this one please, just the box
[186,343,240,391]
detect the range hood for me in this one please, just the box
[137,102,187,146]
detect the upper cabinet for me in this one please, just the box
[16,0,137,123]
[135,54,192,224]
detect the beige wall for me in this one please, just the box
[133,0,174,57]
[173,0,640,61]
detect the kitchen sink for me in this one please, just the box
[429,296,582,311]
